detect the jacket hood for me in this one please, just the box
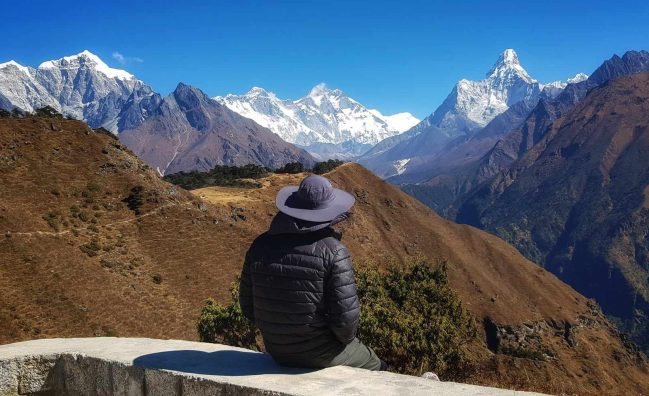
[268,211,350,235]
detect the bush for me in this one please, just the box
[197,260,476,378]
[355,261,476,377]
[79,240,101,257]
[312,159,344,175]
[42,211,63,231]
[0,109,10,118]
[275,162,305,174]
[197,283,262,350]
[123,186,145,215]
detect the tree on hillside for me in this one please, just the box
[0,109,10,118]
[275,162,305,174]
[312,159,344,175]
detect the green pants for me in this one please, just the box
[328,338,382,371]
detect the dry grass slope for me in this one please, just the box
[0,117,647,395]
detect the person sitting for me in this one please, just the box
[239,174,386,370]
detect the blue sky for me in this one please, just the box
[2,0,648,118]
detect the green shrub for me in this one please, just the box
[355,261,476,376]
[42,211,63,231]
[197,260,476,378]
[123,186,145,215]
[79,240,101,257]
[197,283,262,350]
[275,162,305,174]
[312,159,344,175]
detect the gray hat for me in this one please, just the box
[275,174,355,222]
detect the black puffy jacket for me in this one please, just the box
[239,212,360,367]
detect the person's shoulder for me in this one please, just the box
[246,232,273,255]
[316,232,349,261]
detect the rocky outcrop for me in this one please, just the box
[0,338,545,396]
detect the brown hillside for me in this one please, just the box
[0,117,647,395]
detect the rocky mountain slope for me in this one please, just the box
[214,84,418,159]
[456,71,649,351]
[0,51,159,132]
[0,116,647,395]
[119,83,314,176]
[358,49,585,178]
[396,50,649,215]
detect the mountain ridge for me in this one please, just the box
[394,50,649,217]
[214,83,419,159]
[455,70,649,351]
[0,50,157,132]
[358,49,585,178]
[119,83,315,175]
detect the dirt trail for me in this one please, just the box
[7,201,190,238]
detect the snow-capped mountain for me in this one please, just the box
[541,72,589,98]
[0,60,59,112]
[214,83,419,159]
[0,50,159,132]
[414,49,543,138]
[358,49,587,178]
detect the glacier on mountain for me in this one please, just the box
[0,50,156,132]
[214,83,419,159]
[358,49,587,178]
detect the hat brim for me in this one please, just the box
[276,186,356,222]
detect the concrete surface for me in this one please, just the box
[0,337,545,395]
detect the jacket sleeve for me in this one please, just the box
[239,250,255,322]
[326,246,360,344]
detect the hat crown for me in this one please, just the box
[297,175,335,206]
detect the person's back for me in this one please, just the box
[239,174,383,370]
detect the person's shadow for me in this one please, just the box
[133,349,316,376]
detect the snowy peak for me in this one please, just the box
[567,72,589,84]
[0,60,31,75]
[0,50,155,133]
[486,49,536,83]
[308,82,329,97]
[245,86,274,97]
[304,83,346,107]
[541,73,590,98]
[214,84,419,158]
[38,50,135,81]
[425,49,543,131]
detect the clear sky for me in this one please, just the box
[2,0,648,118]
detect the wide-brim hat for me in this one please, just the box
[276,174,355,222]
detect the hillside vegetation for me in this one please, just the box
[198,261,477,379]
[0,117,647,395]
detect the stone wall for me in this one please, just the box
[0,338,545,395]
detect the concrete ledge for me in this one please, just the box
[0,338,544,395]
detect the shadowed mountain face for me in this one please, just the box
[1,116,647,394]
[119,83,315,175]
[456,71,649,349]
[394,50,649,217]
